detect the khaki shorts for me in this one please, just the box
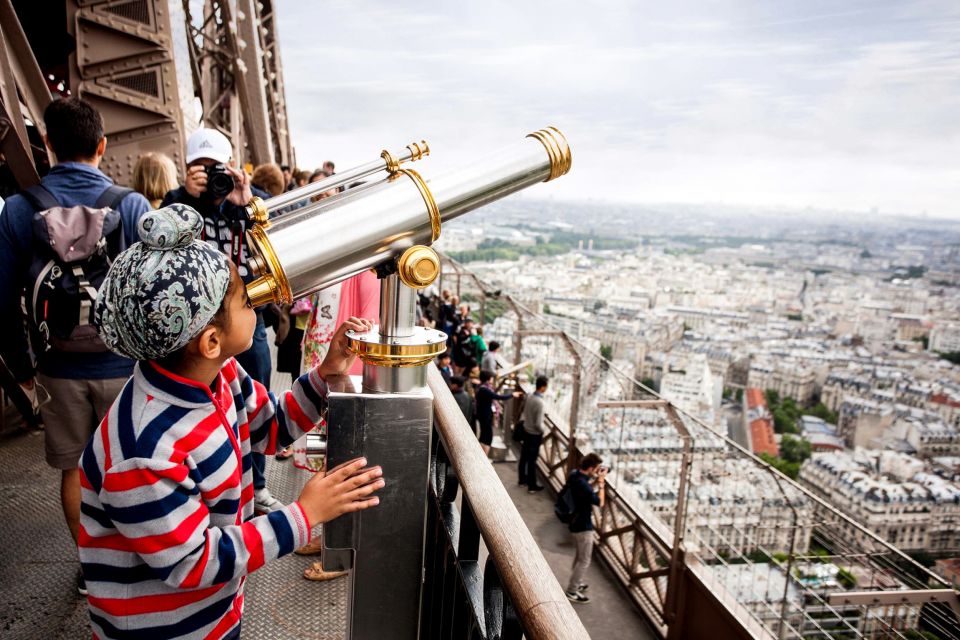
[36,374,127,470]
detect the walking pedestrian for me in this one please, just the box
[450,375,474,426]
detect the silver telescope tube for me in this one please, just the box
[245,141,430,223]
[245,127,571,307]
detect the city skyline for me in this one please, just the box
[276,0,960,219]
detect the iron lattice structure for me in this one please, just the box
[0,0,294,192]
[182,0,293,168]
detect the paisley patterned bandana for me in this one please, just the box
[95,204,232,361]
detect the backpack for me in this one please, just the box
[554,481,576,524]
[453,330,475,366]
[21,184,132,354]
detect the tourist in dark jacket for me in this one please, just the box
[450,375,474,427]
[474,370,520,456]
[161,128,279,514]
[564,453,607,604]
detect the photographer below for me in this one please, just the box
[160,129,281,514]
[564,453,607,604]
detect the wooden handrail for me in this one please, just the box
[428,365,591,639]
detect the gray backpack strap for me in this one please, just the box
[95,185,133,210]
[72,265,98,327]
[22,185,61,212]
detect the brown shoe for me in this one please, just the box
[294,536,324,556]
[303,561,348,582]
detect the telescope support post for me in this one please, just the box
[323,275,439,640]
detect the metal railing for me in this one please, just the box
[425,365,590,639]
[438,254,960,640]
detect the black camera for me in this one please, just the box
[204,163,235,199]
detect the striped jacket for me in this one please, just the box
[79,358,324,639]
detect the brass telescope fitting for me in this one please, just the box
[245,225,292,307]
[397,245,440,289]
[248,196,270,225]
[347,328,448,368]
[394,168,441,242]
[406,140,429,162]
[526,126,572,181]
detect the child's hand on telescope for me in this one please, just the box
[297,457,383,525]
[317,316,373,379]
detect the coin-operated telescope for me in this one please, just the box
[244,128,571,640]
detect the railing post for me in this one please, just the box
[663,404,692,628]
[513,303,524,367]
[562,333,581,475]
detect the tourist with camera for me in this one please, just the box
[160,129,282,515]
[560,453,607,604]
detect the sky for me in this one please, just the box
[275,0,960,218]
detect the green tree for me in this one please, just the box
[599,344,613,360]
[780,435,812,464]
[759,453,801,480]
[803,402,839,425]
[764,389,780,406]
[773,408,798,434]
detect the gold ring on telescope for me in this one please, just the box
[247,196,270,225]
[245,225,292,306]
[381,149,401,174]
[526,127,572,181]
[395,168,441,243]
[406,140,430,161]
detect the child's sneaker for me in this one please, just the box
[565,590,590,604]
[576,583,589,592]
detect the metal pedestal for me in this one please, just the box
[324,388,433,640]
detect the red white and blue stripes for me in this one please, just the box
[79,359,325,639]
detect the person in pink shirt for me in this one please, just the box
[301,269,380,376]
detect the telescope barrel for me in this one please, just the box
[245,127,570,306]
[246,141,430,220]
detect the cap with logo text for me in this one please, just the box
[186,128,232,164]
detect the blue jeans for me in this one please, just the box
[235,316,271,491]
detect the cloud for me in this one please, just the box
[275,0,960,217]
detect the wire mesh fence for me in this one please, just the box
[437,256,959,639]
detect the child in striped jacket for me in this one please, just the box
[79,204,384,639]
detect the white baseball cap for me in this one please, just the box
[185,128,232,164]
